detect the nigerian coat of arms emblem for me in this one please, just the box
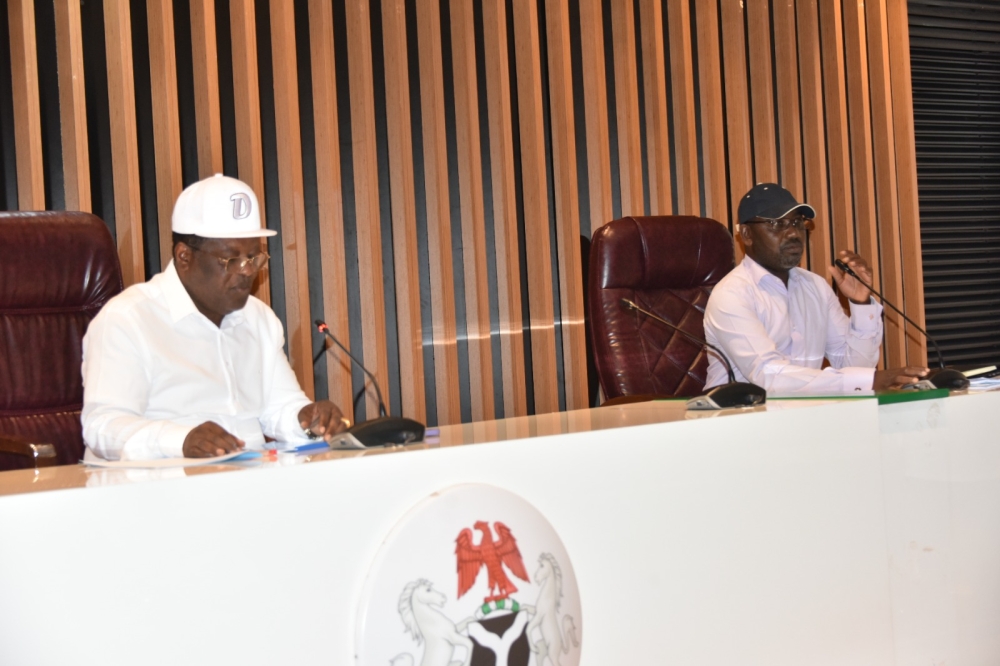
[355,484,582,666]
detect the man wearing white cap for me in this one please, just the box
[82,174,348,460]
[703,182,928,394]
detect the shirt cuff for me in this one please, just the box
[282,399,316,444]
[841,366,876,392]
[157,422,195,459]
[848,298,883,332]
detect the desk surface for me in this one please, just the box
[1,391,997,666]
[0,396,858,497]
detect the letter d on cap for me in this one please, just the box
[230,193,252,220]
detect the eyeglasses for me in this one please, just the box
[192,247,271,275]
[743,216,815,233]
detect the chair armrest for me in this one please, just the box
[0,435,59,468]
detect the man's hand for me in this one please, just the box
[873,366,930,391]
[829,250,875,304]
[298,400,350,441]
[182,421,245,458]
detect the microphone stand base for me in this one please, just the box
[347,416,426,447]
[686,382,767,411]
[927,368,970,391]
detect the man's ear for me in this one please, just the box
[174,242,192,272]
[738,224,753,250]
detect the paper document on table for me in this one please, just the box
[968,377,1000,392]
[82,450,247,469]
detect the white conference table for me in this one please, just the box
[1,390,998,665]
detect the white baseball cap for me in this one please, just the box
[171,174,276,238]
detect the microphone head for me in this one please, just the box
[620,298,636,311]
[834,258,857,278]
[314,320,328,333]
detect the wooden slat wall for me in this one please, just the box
[53,0,90,212]
[8,0,45,210]
[189,0,224,177]
[307,0,353,420]
[415,0,462,424]
[482,0,528,417]
[1,0,931,425]
[381,0,426,421]
[146,0,184,270]
[103,0,144,287]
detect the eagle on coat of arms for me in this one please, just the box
[455,520,530,604]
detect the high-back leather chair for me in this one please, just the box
[588,215,735,401]
[0,212,123,470]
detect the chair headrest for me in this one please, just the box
[0,212,123,311]
[593,216,734,290]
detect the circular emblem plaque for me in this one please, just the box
[355,484,582,666]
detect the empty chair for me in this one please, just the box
[588,215,735,401]
[0,212,123,470]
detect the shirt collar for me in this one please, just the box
[160,260,247,329]
[161,260,200,323]
[741,254,804,289]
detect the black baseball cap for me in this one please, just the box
[737,183,816,225]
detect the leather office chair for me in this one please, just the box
[588,215,735,401]
[0,212,123,470]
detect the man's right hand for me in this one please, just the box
[182,422,244,458]
[872,366,930,391]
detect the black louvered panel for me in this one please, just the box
[911,1,1000,365]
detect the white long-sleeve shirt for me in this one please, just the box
[81,261,312,460]
[703,255,884,394]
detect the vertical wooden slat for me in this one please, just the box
[819,0,855,257]
[230,0,271,305]
[720,0,753,255]
[189,0,224,177]
[842,0,882,298]
[450,0,496,422]
[104,0,145,286]
[886,0,928,365]
[308,0,353,420]
[8,0,45,209]
[54,0,91,212]
[609,0,644,215]
[482,0,528,417]
[664,0,699,215]
[746,0,777,183]
[345,0,390,417]
[416,0,463,424]
[637,0,672,215]
[269,0,315,397]
[146,0,185,270]
[381,0,427,420]
[578,0,613,234]
[796,0,832,277]
[694,0,727,223]
[511,0,559,414]
[772,0,803,201]
[543,0,588,411]
[865,0,907,366]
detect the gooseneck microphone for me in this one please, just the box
[833,259,969,390]
[620,299,766,410]
[315,320,426,446]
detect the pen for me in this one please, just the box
[291,441,330,454]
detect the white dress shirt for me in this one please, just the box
[703,255,884,394]
[82,261,313,460]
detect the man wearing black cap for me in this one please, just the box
[702,183,928,393]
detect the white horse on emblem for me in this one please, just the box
[523,554,579,666]
[397,579,474,666]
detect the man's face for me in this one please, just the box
[174,237,264,326]
[739,214,807,278]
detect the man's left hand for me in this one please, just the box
[298,400,350,441]
[829,250,874,304]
